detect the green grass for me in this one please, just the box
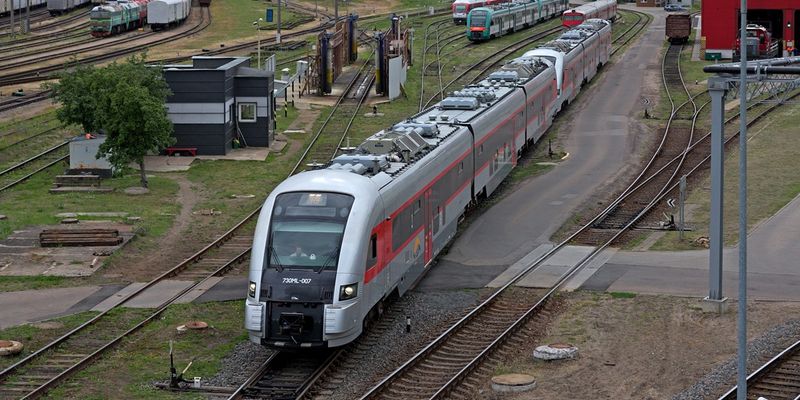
[0,311,97,370]
[0,275,82,292]
[609,291,637,299]
[47,302,248,399]
[0,171,180,241]
[181,0,305,49]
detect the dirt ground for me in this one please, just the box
[483,292,800,400]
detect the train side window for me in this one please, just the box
[458,161,464,175]
[479,144,483,155]
[370,234,378,260]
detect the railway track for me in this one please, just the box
[580,43,701,238]
[0,141,68,193]
[224,46,378,400]
[610,9,651,55]
[0,7,212,86]
[417,19,463,112]
[0,9,87,38]
[358,46,800,400]
[0,17,375,400]
[420,25,563,110]
[718,338,800,400]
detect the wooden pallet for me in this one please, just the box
[39,228,123,247]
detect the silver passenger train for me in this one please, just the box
[245,18,613,349]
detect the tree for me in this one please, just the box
[46,54,175,188]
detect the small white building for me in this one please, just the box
[69,134,113,177]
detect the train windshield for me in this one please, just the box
[267,192,354,272]
[470,11,487,26]
[455,5,466,12]
[91,10,110,18]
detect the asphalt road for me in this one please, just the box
[420,8,667,290]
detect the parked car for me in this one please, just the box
[664,4,685,12]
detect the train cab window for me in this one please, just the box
[479,144,484,155]
[267,192,354,272]
[458,161,464,174]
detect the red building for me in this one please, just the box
[702,0,799,59]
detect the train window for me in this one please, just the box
[479,144,483,155]
[370,234,377,260]
[458,161,464,174]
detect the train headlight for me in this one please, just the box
[248,281,257,298]
[339,283,358,300]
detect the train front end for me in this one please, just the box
[467,8,491,41]
[561,9,584,28]
[245,170,382,349]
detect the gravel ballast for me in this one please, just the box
[672,318,800,400]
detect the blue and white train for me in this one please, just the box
[245,18,613,349]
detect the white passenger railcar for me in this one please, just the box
[47,0,91,16]
[1,0,47,15]
[245,19,613,349]
[147,0,189,30]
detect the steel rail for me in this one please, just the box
[360,33,796,400]
[422,25,563,110]
[15,248,251,399]
[432,85,800,400]
[290,47,377,175]
[0,141,68,177]
[0,7,212,86]
[0,154,68,193]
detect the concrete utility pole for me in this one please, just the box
[10,0,14,39]
[276,0,281,44]
[736,0,748,398]
[24,0,30,34]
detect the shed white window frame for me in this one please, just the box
[238,102,257,123]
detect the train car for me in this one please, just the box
[466,0,568,42]
[452,0,508,25]
[561,0,616,28]
[0,0,47,15]
[244,19,612,350]
[734,24,780,59]
[147,0,189,30]
[47,0,91,16]
[90,0,149,37]
[665,13,691,44]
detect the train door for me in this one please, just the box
[424,189,433,263]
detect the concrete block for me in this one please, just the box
[700,296,729,314]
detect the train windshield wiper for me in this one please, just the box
[269,245,284,272]
[314,247,339,274]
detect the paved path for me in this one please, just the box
[583,192,800,301]
[421,6,667,289]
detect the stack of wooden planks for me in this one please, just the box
[39,228,123,247]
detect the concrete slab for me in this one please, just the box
[175,277,224,304]
[123,280,195,309]
[0,286,101,329]
[0,222,135,277]
[140,155,193,172]
[91,282,147,312]
[515,246,596,288]
[563,248,617,291]
[193,276,248,303]
[486,244,553,288]
[195,147,270,161]
[416,260,507,291]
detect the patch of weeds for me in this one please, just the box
[609,291,637,299]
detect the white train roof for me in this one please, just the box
[323,21,607,184]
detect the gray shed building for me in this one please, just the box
[162,57,274,155]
